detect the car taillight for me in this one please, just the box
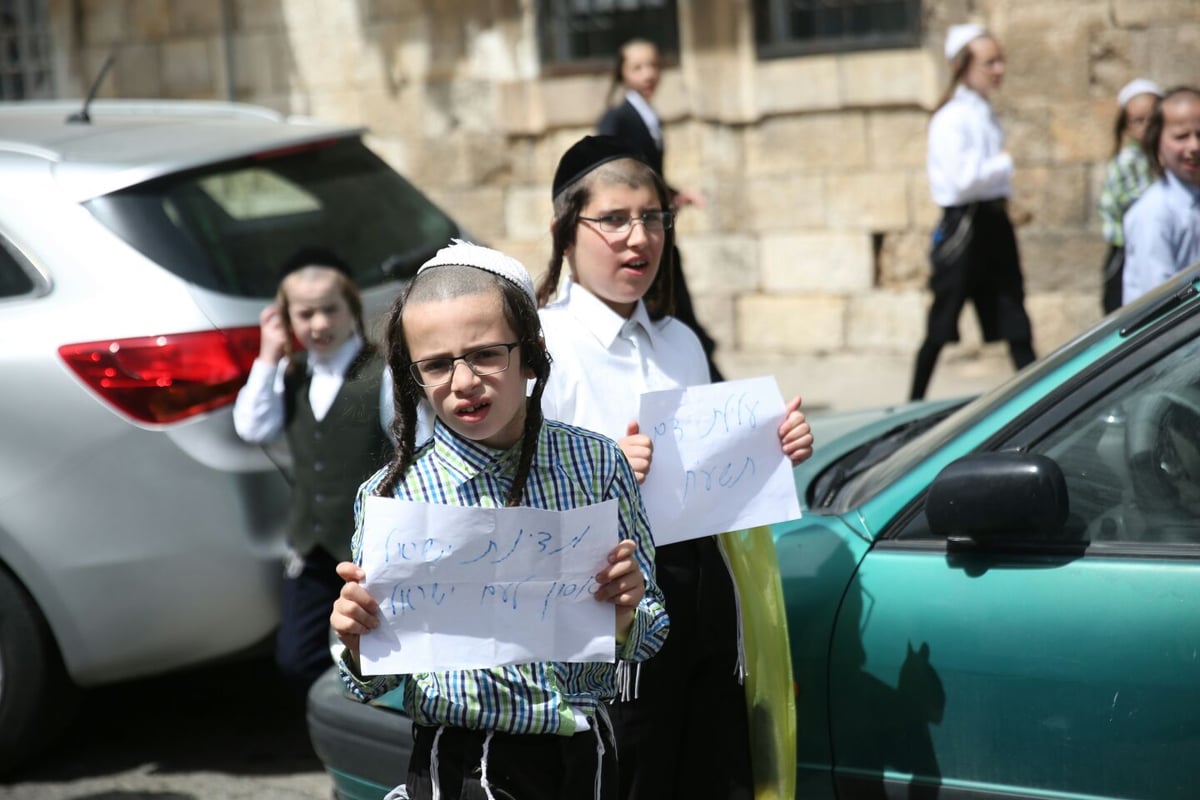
[58,327,262,425]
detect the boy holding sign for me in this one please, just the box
[330,241,669,800]
[536,135,814,800]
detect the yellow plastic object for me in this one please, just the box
[719,526,797,800]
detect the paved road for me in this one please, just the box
[1,654,334,799]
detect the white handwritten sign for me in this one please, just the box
[637,376,801,544]
[357,496,617,675]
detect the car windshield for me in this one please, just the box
[83,137,459,297]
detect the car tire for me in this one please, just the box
[0,565,78,774]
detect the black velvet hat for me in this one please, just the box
[552,134,653,200]
[277,246,353,281]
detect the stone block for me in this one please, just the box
[1025,291,1104,353]
[111,43,163,98]
[826,171,910,231]
[744,112,868,177]
[504,186,550,242]
[735,294,847,354]
[878,231,931,289]
[689,294,736,359]
[845,290,928,353]
[1130,24,1200,90]
[909,173,941,229]
[1050,98,1116,164]
[1012,165,1090,228]
[233,0,289,31]
[866,110,929,169]
[129,0,171,39]
[753,56,841,116]
[169,0,223,35]
[79,0,126,46]
[839,49,939,109]
[761,232,873,294]
[1005,105,1055,167]
[160,36,218,98]
[742,173,827,232]
[1002,20,1093,103]
[1114,0,1200,27]
[1017,228,1109,294]
[492,238,552,287]
[496,80,543,136]
[540,75,611,130]
[426,185,508,245]
[232,31,290,96]
[678,234,760,294]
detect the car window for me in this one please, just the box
[1029,333,1200,545]
[82,137,459,298]
[0,236,36,298]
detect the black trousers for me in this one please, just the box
[405,719,617,800]
[1102,244,1125,314]
[910,200,1035,401]
[274,546,342,692]
[608,537,753,800]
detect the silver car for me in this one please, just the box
[0,99,461,771]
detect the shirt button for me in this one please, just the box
[315,493,326,503]
[314,461,325,472]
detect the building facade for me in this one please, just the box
[23,0,1200,408]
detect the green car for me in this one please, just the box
[309,265,1200,800]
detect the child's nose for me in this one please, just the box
[626,219,650,247]
[449,360,481,391]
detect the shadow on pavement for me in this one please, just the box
[8,653,322,782]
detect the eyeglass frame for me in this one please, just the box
[408,341,522,388]
[577,210,674,235]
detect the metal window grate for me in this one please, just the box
[537,0,679,67]
[754,0,921,58]
[1,0,54,100]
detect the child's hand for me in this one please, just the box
[593,539,645,645]
[779,395,815,466]
[618,421,653,484]
[257,304,288,362]
[329,561,380,665]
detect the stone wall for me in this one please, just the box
[47,0,1200,409]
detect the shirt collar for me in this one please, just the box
[561,277,659,349]
[427,415,555,481]
[625,90,660,126]
[953,83,990,109]
[308,332,363,376]
[1164,171,1200,207]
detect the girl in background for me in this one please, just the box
[598,37,722,382]
[910,24,1036,402]
[1098,78,1162,313]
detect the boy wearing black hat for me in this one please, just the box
[233,247,393,692]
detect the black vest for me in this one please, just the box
[284,347,393,561]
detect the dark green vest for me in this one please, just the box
[284,347,393,562]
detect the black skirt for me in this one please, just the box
[924,199,1033,345]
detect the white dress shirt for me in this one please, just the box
[625,90,663,152]
[233,333,393,443]
[1122,171,1200,304]
[927,84,1014,207]
[539,278,710,441]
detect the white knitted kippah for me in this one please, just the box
[944,23,986,61]
[1117,78,1163,110]
[416,239,536,302]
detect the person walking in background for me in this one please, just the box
[233,247,393,692]
[538,134,814,800]
[1098,78,1162,313]
[598,37,724,382]
[910,23,1036,402]
[1122,86,1200,305]
[330,241,668,800]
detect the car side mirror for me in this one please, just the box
[926,452,1069,539]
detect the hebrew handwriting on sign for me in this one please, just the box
[357,497,618,675]
[638,376,802,545]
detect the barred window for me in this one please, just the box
[537,0,678,68]
[754,0,921,58]
[1,0,54,99]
